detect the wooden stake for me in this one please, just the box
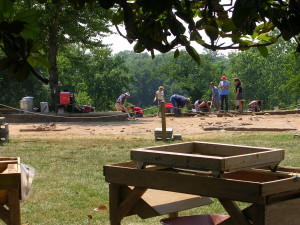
[161,102,167,141]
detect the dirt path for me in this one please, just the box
[8,113,300,137]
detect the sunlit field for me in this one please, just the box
[1,131,299,224]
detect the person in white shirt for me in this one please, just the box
[153,86,165,117]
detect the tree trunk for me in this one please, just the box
[47,5,60,111]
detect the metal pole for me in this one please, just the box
[161,101,167,141]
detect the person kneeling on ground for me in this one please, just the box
[248,100,262,112]
[195,100,212,113]
[129,106,144,118]
[170,94,190,116]
[115,92,131,118]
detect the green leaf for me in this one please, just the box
[133,42,145,53]
[257,46,268,57]
[14,10,38,24]
[14,61,31,82]
[204,25,219,41]
[185,45,201,65]
[257,34,277,43]
[112,11,124,25]
[0,0,13,20]
[222,19,236,32]
[190,30,204,44]
[27,55,50,68]
[21,24,41,39]
[174,49,179,58]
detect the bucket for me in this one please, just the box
[22,96,34,111]
[40,102,49,113]
[60,92,70,105]
[20,100,31,114]
[57,108,64,114]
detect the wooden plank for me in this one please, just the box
[141,189,213,216]
[131,149,224,171]
[0,205,9,225]
[193,141,283,156]
[109,184,121,225]
[142,142,194,153]
[121,186,159,219]
[161,101,167,141]
[218,198,251,225]
[265,197,300,225]
[261,176,300,197]
[104,165,263,203]
[224,170,290,183]
[0,174,21,190]
[224,151,283,171]
[117,187,147,221]
[8,189,21,225]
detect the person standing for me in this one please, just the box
[153,86,165,117]
[115,92,131,117]
[218,76,230,111]
[170,94,190,116]
[210,82,221,111]
[234,78,243,112]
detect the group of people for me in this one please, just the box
[115,77,261,117]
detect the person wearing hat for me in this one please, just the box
[153,86,165,117]
[115,92,131,117]
[218,76,230,111]
[170,94,190,116]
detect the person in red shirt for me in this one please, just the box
[129,106,144,118]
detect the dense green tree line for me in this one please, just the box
[1,37,298,111]
[119,38,299,110]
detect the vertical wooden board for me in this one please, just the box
[265,197,300,225]
[109,184,121,225]
[8,189,21,225]
[144,142,194,153]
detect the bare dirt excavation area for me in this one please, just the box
[8,113,300,137]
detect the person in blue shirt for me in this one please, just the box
[210,82,220,111]
[218,76,230,111]
[170,94,190,116]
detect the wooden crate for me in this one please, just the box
[0,157,21,225]
[131,141,284,175]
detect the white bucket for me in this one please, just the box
[57,108,64,114]
[40,102,49,113]
[22,96,34,111]
[20,100,31,114]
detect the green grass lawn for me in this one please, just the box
[1,132,300,224]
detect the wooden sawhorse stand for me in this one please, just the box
[0,158,21,225]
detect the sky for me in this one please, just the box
[102,25,208,55]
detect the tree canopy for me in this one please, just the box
[108,0,300,61]
[0,0,299,83]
